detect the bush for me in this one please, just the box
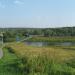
[66,59,75,68]
[5,46,15,54]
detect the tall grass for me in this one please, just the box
[8,43,75,62]
[3,43,75,75]
[1,47,75,75]
[27,55,75,75]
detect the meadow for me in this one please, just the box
[1,42,75,75]
[1,36,75,75]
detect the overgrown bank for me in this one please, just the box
[1,43,75,75]
[27,36,75,42]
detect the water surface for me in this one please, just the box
[25,41,75,47]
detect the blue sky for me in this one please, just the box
[0,0,75,28]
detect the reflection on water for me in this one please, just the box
[25,42,48,47]
[25,41,75,47]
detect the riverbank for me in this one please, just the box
[27,36,75,42]
[1,42,75,75]
[3,42,75,75]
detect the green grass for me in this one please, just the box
[1,39,75,75]
[3,42,75,75]
[0,47,22,75]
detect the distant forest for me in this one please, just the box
[1,27,75,42]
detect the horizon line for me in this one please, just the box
[0,26,75,29]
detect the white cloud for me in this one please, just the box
[0,2,5,8]
[14,0,24,5]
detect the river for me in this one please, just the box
[24,41,75,47]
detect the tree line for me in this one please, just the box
[1,27,75,42]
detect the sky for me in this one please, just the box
[0,0,75,28]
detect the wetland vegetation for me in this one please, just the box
[1,27,75,75]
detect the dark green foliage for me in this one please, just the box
[1,27,75,42]
[66,59,75,68]
[3,31,16,42]
[6,47,15,53]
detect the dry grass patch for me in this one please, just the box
[6,43,75,62]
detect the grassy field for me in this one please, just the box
[3,42,75,75]
[1,36,75,75]
[7,43,75,62]
[0,46,23,75]
[27,36,75,42]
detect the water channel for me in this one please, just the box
[25,41,75,47]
